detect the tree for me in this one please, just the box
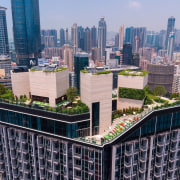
[154,86,166,97]
[0,84,6,95]
[66,87,78,102]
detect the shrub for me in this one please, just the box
[119,87,145,100]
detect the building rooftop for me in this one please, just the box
[118,70,148,76]
[30,65,67,72]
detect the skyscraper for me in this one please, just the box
[91,26,97,48]
[167,32,175,61]
[84,27,91,53]
[0,6,9,55]
[131,27,146,52]
[125,26,133,44]
[165,16,175,49]
[71,23,78,53]
[145,31,159,48]
[60,29,65,47]
[134,36,139,53]
[11,0,41,68]
[66,28,69,44]
[98,17,106,59]
[115,33,119,48]
[123,43,132,65]
[119,24,124,50]
[77,26,85,51]
[159,30,166,49]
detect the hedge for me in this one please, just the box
[119,87,145,100]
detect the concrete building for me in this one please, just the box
[91,47,100,62]
[81,70,112,135]
[91,26,97,48]
[148,64,174,93]
[119,24,124,50]
[11,66,69,107]
[139,59,150,71]
[44,47,63,59]
[65,28,68,44]
[64,44,73,72]
[117,70,148,110]
[167,32,175,61]
[0,55,11,77]
[71,23,78,53]
[60,29,65,47]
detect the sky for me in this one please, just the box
[1,0,180,40]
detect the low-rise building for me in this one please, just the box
[11,65,69,106]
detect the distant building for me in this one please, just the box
[125,26,133,44]
[139,59,150,71]
[92,48,100,62]
[91,26,97,48]
[84,27,91,53]
[66,28,69,44]
[0,6,9,55]
[139,47,153,61]
[119,24,124,50]
[122,43,132,65]
[115,33,119,48]
[148,64,174,93]
[159,30,166,49]
[11,0,41,67]
[158,49,167,57]
[145,31,159,48]
[60,29,65,47]
[74,52,89,93]
[77,26,85,51]
[131,27,146,52]
[0,55,11,77]
[41,30,57,48]
[71,23,78,53]
[165,16,175,49]
[134,36,140,53]
[64,44,73,72]
[98,17,106,59]
[167,32,175,61]
[44,47,63,59]
[132,53,140,67]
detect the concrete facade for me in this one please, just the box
[118,74,148,90]
[11,69,69,107]
[80,72,113,135]
[117,98,144,110]
[11,71,30,98]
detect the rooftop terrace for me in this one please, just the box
[118,70,148,76]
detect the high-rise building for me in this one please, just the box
[66,28,69,44]
[44,47,63,59]
[98,17,107,59]
[125,26,133,43]
[122,43,132,65]
[131,27,146,51]
[167,32,175,61]
[132,53,140,67]
[0,55,11,77]
[64,44,73,72]
[91,26,97,48]
[84,27,91,53]
[175,29,180,51]
[77,26,85,51]
[159,30,166,49]
[115,33,119,48]
[11,0,41,68]
[74,52,89,93]
[41,30,57,48]
[145,31,159,48]
[119,24,124,50]
[60,29,65,47]
[0,7,9,55]
[165,16,175,49]
[134,36,140,53]
[71,23,78,53]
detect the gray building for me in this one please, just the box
[98,17,106,59]
[0,6,9,55]
[60,29,65,47]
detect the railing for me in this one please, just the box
[77,101,180,146]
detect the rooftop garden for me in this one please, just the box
[93,70,111,75]
[43,67,67,73]
[0,85,89,115]
[81,70,88,73]
[118,70,148,76]
[119,87,145,100]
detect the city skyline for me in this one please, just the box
[1,0,180,40]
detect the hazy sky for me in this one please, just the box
[1,0,180,40]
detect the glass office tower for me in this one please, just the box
[0,7,9,55]
[11,0,41,68]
